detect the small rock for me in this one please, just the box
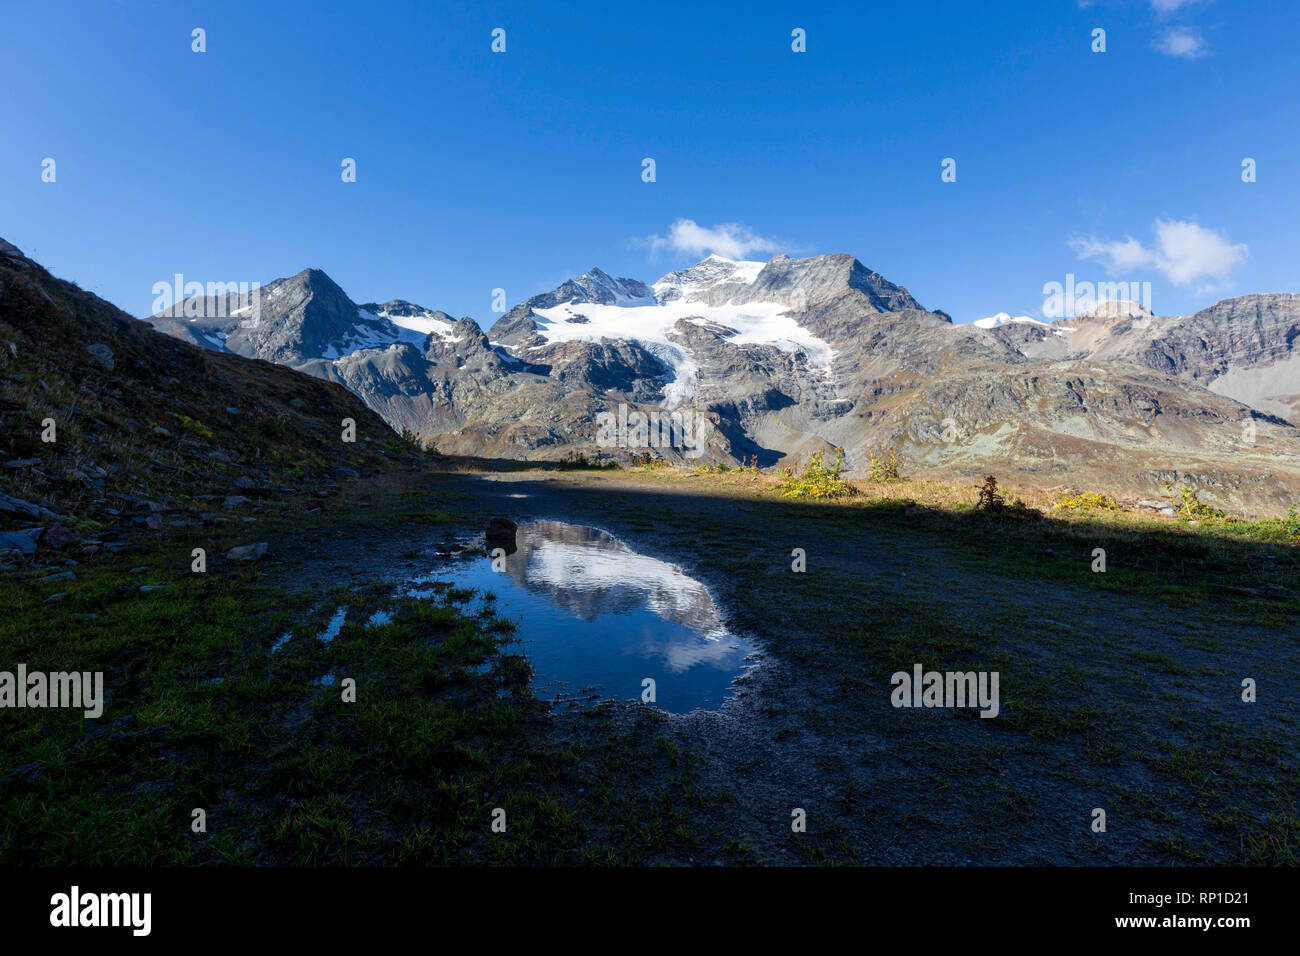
[334,467,360,480]
[85,344,115,371]
[43,592,68,603]
[226,541,268,562]
[146,514,164,531]
[222,495,252,510]
[3,458,40,468]
[152,426,172,438]
[39,570,76,583]
[139,585,168,593]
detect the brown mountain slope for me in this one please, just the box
[0,238,418,560]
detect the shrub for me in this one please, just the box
[975,475,1004,511]
[974,475,1041,519]
[630,451,669,468]
[866,447,903,483]
[775,448,859,499]
[1055,492,1121,512]
[178,415,213,440]
[255,412,291,439]
[1163,484,1225,519]
[558,451,618,470]
[1286,504,1300,538]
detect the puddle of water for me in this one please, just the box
[318,606,347,643]
[404,520,754,713]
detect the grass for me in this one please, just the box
[0,549,705,864]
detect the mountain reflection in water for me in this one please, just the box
[407,520,754,713]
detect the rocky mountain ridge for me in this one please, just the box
[142,250,1300,512]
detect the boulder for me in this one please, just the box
[485,516,518,555]
[0,492,41,520]
[85,344,114,371]
[41,524,78,550]
[226,541,268,562]
[0,528,41,558]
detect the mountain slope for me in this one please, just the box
[988,294,1300,422]
[149,269,456,365]
[0,238,418,560]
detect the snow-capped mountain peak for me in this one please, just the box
[564,268,656,307]
[973,312,1047,329]
[358,300,458,341]
[653,254,765,305]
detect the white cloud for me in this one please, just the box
[1070,235,1153,273]
[1150,219,1248,285]
[1070,219,1247,288]
[1150,0,1205,15]
[641,218,783,259]
[1153,26,1210,58]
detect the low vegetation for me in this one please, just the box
[0,550,705,864]
[865,447,903,483]
[1164,483,1227,520]
[1054,492,1121,512]
[775,448,859,499]
[973,475,1041,519]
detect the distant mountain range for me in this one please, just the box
[138,249,1300,511]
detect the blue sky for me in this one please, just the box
[2,0,1295,326]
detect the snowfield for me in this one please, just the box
[528,257,836,407]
